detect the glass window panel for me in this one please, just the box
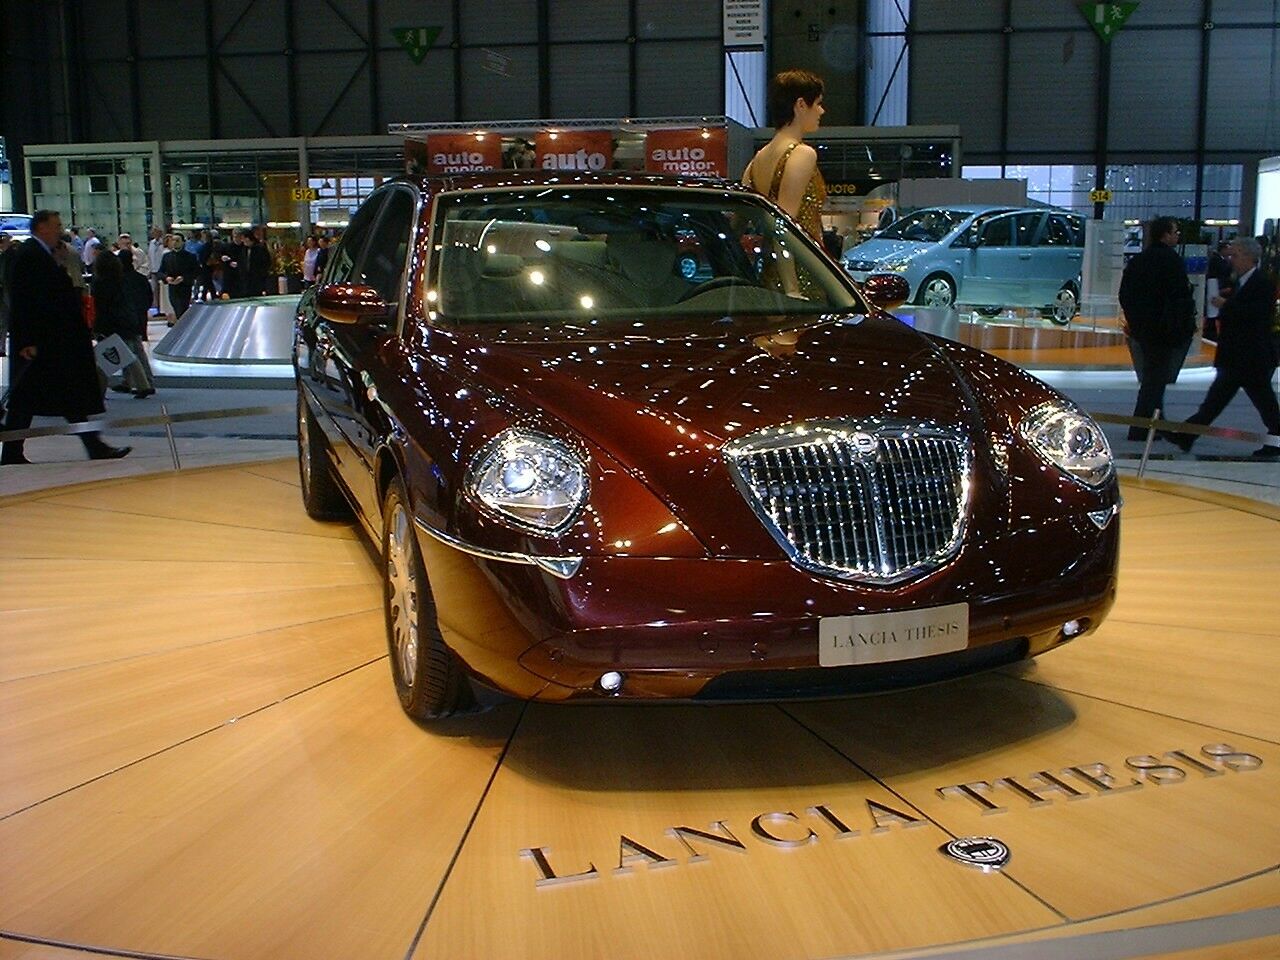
[353,190,417,305]
[323,194,385,285]
[1013,212,1043,245]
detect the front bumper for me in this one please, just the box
[413,520,1119,704]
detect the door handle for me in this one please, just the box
[1018,254,1032,260]
[1068,252,1082,259]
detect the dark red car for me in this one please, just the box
[293,171,1119,720]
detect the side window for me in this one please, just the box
[1013,212,1043,246]
[1041,215,1074,246]
[1068,215,1086,247]
[321,194,385,285]
[352,189,417,305]
[981,215,1014,247]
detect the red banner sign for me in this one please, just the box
[535,131,613,171]
[423,134,502,175]
[644,128,728,177]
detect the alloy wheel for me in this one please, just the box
[386,504,420,686]
[922,278,955,308]
[1052,287,1078,325]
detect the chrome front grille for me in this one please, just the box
[723,419,972,583]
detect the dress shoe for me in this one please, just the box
[133,388,156,399]
[1165,432,1195,453]
[87,443,131,460]
[1252,445,1280,459]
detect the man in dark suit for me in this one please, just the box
[1118,216,1196,441]
[241,230,272,297]
[1170,236,1280,458]
[161,232,199,324]
[1,209,130,464]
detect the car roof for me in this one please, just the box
[400,169,757,196]
[909,204,1011,214]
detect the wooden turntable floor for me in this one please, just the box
[1,461,1277,960]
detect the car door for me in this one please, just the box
[1031,213,1082,305]
[304,193,385,496]
[960,212,1018,305]
[1005,211,1046,305]
[327,185,419,519]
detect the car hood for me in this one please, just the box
[461,313,1004,557]
[843,238,932,265]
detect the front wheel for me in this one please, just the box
[297,390,350,520]
[916,274,957,309]
[1043,285,1079,326]
[382,477,473,721]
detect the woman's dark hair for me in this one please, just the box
[768,70,825,128]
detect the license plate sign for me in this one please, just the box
[819,602,969,667]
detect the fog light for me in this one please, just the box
[599,671,624,693]
[1062,619,1084,639]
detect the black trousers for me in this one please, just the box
[1129,337,1191,440]
[170,283,192,320]
[1,394,107,461]
[1185,368,1280,437]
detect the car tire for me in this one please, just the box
[974,306,1004,318]
[1043,284,1079,326]
[382,476,474,721]
[297,390,351,520]
[916,274,957,309]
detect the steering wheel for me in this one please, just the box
[676,275,765,303]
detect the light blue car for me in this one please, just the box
[842,205,1086,325]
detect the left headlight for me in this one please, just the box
[466,428,588,535]
[1019,402,1113,487]
[878,257,914,273]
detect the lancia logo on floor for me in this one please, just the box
[939,836,1010,871]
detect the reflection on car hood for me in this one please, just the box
[464,313,995,556]
[842,238,931,265]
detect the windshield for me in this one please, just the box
[0,215,31,232]
[430,186,858,331]
[877,208,968,243]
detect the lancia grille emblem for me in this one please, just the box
[940,836,1011,871]
[850,432,877,456]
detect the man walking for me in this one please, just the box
[80,227,100,268]
[1118,216,1196,441]
[1170,237,1280,458]
[147,226,166,315]
[1,210,130,464]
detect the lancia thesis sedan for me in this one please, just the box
[293,172,1119,720]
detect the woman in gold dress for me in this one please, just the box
[742,69,827,240]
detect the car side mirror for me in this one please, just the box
[862,274,911,310]
[316,283,388,325]
[969,228,984,248]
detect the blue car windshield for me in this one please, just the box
[877,209,967,243]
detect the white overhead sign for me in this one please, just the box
[723,0,764,47]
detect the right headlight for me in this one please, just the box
[1019,402,1113,487]
[465,428,588,535]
